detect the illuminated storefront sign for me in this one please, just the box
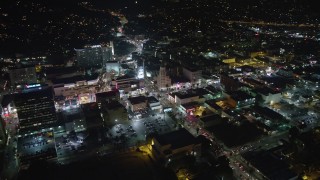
[25,84,41,89]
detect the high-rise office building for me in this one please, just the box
[157,64,171,91]
[75,45,113,68]
[9,67,37,88]
[14,86,57,135]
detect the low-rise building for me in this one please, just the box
[198,114,223,129]
[225,90,255,108]
[96,90,120,109]
[254,87,281,105]
[127,96,147,112]
[204,99,223,115]
[151,128,201,161]
[103,101,128,124]
[147,96,162,112]
[168,89,206,106]
[112,74,141,93]
[81,103,104,129]
[182,66,202,85]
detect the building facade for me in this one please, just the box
[157,66,171,91]
[182,67,202,85]
[14,87,57,136]
[9,67,37,88]
[75,45,112,68]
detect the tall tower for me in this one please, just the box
[157,62,171,91]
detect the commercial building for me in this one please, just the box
[62,110,87,134]
[225,90,255,108]
[220,74,240,92]
[147,96,162,112]
[96,90,120,108]
[9,67,37,88]
[127,96,147,112]
[157,65,171,91]
[103,101,128,124]
[81,103,104,129]
[151,128,201,161]
[168,89,206,106]
[198,114,223,129]
[254,87,282,105]
[14,86,57,136]
[112,74,141,93]
[75,45,113,68]
[182,67,202,85]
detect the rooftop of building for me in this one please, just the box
[254,87,280,96]
[228,90,254,101]
[239,65,256,72]
[171,76,190,84]
[200,114,222,123]
[147,96,159,104]
[14,86,54,100]
[189,88,211,96]
[51,73,99,84]
[181,102,200,110]
[242,149,297,180]
[205,85,220,94]
[115,74,136,81]
[44,66,79,76]
[154,128,199,149]
[171,91,199,100]
[242,78,265,87]
[252,106,284,120]
[105,101,126,110]
[128,96,147,105]
[1,93,14,107]
[205,99,222,110]
[96,90,119,100]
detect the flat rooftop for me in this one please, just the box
[154,128,199,149]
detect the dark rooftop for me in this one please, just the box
[181,102,199,110]
[51,73,99,84]
[252,106,284,121]
[254,87,280,96]
[105,101,125,110]
[171,76,190,84]
[96,90,119,99]
[115,74,136,81]
[147,96,159,104]
[128,96,147,105]
[228,90,254,101]
[242,150,297,180]
[205,100,222,110]
[200,114,222,123]
[14,86,54,100]
[1,94,14,107]
[154,128,199,149]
